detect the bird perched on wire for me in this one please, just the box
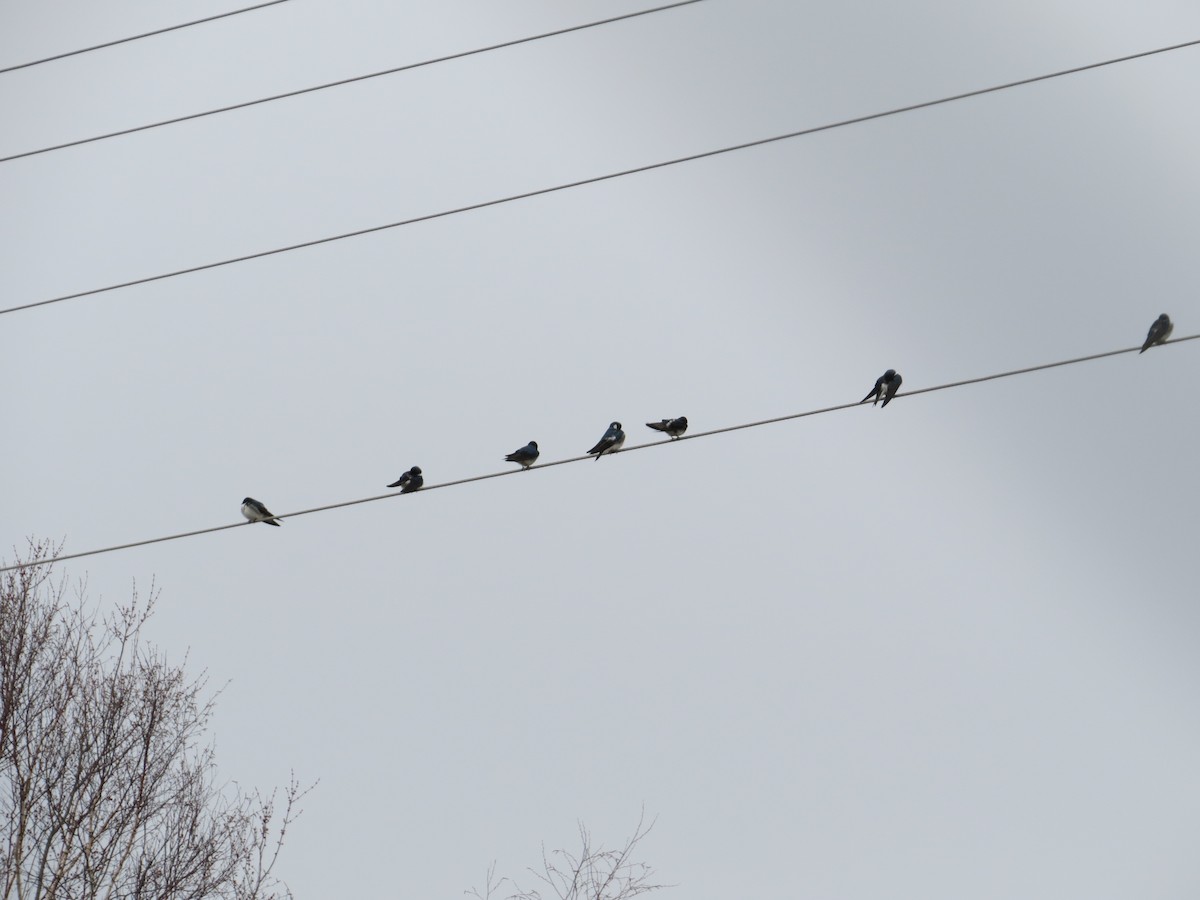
[862,369,902,407]
[646,417,688,439]
[587,422,625,460]
[505,441,540,469]
[387,466,423,492]
[1140,314,1173,353]
[241,497,282,526]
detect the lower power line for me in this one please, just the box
[1,334,1193,573]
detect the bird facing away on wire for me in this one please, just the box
[862,369,903,407]
[646,417,688,439]
[587,422,625,460]
[387,466,423,492]
[241,497,282,526]
[1140,314,1173,353]
[505,441,540,469]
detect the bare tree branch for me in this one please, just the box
[0,540,313,900]
[468,811,669,900]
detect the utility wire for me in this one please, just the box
[0,0,293,76]
[2,335,1194,575]
[0,0,707,163]
[2,35,1197,319]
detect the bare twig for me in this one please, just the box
[476,810,669,900]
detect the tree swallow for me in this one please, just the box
[646,417,688,439]
[241,497,282,526]
[505,441,540,469]
[587,422,625,460]
[862,369,902,407]
[387,466,423,492]
[1140,314,1173,353]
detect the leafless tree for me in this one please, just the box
[467,812,668,900]
[1,540,312,900]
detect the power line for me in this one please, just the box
[2,334,1193,575]
[2,35,1197,319]
[0,0,708,163]
[0,0,294,76]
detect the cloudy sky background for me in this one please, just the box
[3,0,1200,896]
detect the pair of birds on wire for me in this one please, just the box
[572,416,690,463]
[241,462,427,525]
[856,314,1173,409]
[239,315,1175,527]
[857,314,1172,407]
[239,461,428,526]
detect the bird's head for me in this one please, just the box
[410,466,422,476]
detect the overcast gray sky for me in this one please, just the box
[3,1,1200,897]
